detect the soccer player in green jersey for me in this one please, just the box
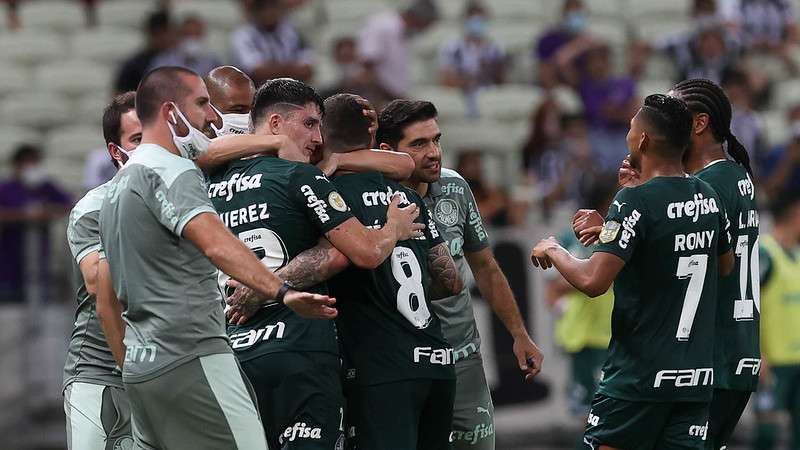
[95,67,336,450]
[64,92,140,450]
[376,99,544,450]
[532,94,734,450]
[591,79,761,449]
[208,80,424,450]
[318,93,462,450]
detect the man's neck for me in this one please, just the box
[402,179,429,197]
[772,225,798,250]
[141,129,181,157]
[639,154,686,182]
[684,139,727,174]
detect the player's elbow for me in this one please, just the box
[581,278,611,298]
[202,244,229,267]
[349,250,383,269]
[448,275,464,296]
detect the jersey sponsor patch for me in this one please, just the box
[328,191,348,212]
[434,198,459,227]
[598,220,620,244]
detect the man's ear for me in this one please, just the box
[694,113,710,136]
[379,142,393,151]
[638,131,648,154]
[107,142,122,166]
[268,113,283,135]
[164,102,188,136]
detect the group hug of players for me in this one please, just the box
[61,62,760,450]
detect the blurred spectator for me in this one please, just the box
[0,145,72,304]
[534,0,590,89]
[720,0,798,72]
[456,151,526,226]
[722,68,767,166]
[760,104,800,196]
[651,18,741,83]
[319,36,394,111]
[83,147,117,190]
[113,10,176,94]
[358,0,439,98]
[230,0,314,85]
[150,15,222,76]
[521,98,593,210]
[439,1,508,90]
[558,42,638,170]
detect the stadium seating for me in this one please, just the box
[408,85,468,122]
[0,31,65,66]
[45,125,106,161]
[477,85,542,121]
[0,93,72,129]
[626,0,692,21]
[75,94,111,127]
[0,66,32,97]
[773,79,800,111]
[173,0,244,32]
[326,0,390,24]
[0,125,40,163]
[70,28,142,65]
[18,0,85,34]
[35,61,112,98]
[762,109,789,148]
[97,0,163,29]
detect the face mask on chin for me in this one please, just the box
[167,103,212,160]
[210,104,252,136]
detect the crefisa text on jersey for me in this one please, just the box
[208,172,264,202]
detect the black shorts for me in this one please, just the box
[705,388,751,450]
[346,378,456,450]
[241,352,345,450]
[583,393,710,450]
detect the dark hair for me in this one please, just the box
[770,189,800,222]
[377,100,438,149]
[251,78,324,128]
[145,9,171,34]
[640,93,693,155]
[135,66,197,125]
[671,78,754,175]
[322,94,372,152]
[11,144,41,166]
[102,91,137,145]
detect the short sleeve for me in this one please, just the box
[67,210,101,265]
[717,202,733,255]
[288,164,354,234]
[462,183,490,253]
[147,168,218,237]
[593,188,645,262]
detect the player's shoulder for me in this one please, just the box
[69,181,110,226]
[127,144,200,188]
[439,167,466,182]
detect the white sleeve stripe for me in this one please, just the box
[75,244,101,265]
[175,206,218,237]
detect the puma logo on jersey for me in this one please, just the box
[315,175,328,181]
[612,200,626,212]
[735,358,761,376]
[667,193,720,223]
[674,230,715,251]
[301,185,330,223]
[654,368,714,388]
[476,406,491,416]
[688,422,708,440]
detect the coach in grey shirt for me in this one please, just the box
[96,66,336,450]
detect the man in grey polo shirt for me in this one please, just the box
[64,91,140,450]
[377,99,545,450]
[96,66,336,450]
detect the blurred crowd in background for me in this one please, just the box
[0,0,799,448]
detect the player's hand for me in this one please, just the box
[387,195,425,240]
[572,209,605,246]
[356,97,379,139]
[530,237,559,269]
[317,152,340,177]
[513,335,544,382]
[618,154,641,188]
[283,290,338,319]
[225,279,264,325]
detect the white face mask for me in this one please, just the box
[167,103,212,160]
[210,104,252,136]
[20,164,47,188]
[113,144,133,168]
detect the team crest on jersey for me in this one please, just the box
[435,199,459,227]
[598,221,620,244]
[328,191,347,212]
[113,436,134,450]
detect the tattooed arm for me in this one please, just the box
[427,242,463,300]
[225,238,350,325]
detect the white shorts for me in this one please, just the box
[64,381,132,450]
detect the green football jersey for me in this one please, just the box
[695,160,760,391]
[593,176,732,403]
[328,172,455,386]
[208,156,354,362]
